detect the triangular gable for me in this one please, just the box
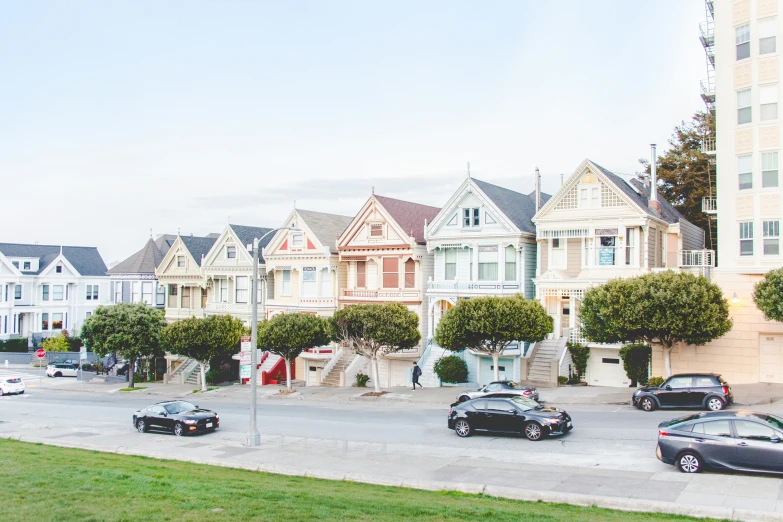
[155,237,200,277]
[202,225,254,267]
[337,195,411,249]
[39,254,80,278]
[264,209,327,258]
[0,252,21,276]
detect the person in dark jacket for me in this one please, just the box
[412,362,422,390]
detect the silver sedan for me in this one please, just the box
[456,380,539,403]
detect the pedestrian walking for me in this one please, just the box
[412,362,422,390]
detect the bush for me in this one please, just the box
[0,338,28,352]
[567,342,590,381]
[355,372,370,387]
[42,334,71,352]
[648,376,665,387]
[619,343,651,385]
[433,355,468,384]
[133,373,146,384]
[557,375,568,385]
[205,369,220,386]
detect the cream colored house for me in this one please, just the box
[337,194,440,388]
[155,234,217,323]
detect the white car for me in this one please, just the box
[46,363,79,378]
[0,376,25,396]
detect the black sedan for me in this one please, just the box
[657,411,783,474]
[632,373,733,412]
[448,396,572,440]
[133,400,219,436]
[456,381,539,402]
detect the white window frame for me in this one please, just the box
[759,17,777,55]
[763,151,779,188]
[738,89,752,124]
[52,285,64,301]
[291,234,304,249]
[477,246,498,281]
[235,276,248,303]
[281,270,291,296]
[131,281,140,303]
[176,256,185,268]
[739,154,753,190]
[52,313,63,331]
[444,248,457,280]
[764,220,780,256]
[301,267,317,297]
[226,245,237,259]
[736,23,751,60]
[462,208,480,228]
[320,268,332,297]
[549,238,566,270]
[219,278,228,303]
[740,221,754,256]
[761,84,778,121]
[141,282,153,304]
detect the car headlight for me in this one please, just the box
[541,419,559,425]
[183,420,197,425]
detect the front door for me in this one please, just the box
[733,420,783,471]
[657,376,693,407]
[560,299,570,335]
[485,399,520,432]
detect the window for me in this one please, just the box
[41,313,49,331]
[553,238,560,248]
[219,278,228,302]
[598,236,616,266]
[177,256,185,268]
[382,258,399,288]
[505,245,516,280]
[42,285,49,301]
[356,261,366,288]
[86,285,99,301]
[55,265,62,273]
[444,249,457,280]
[320,268,332,297]
[468,247,474,281]
[52,313,63,330]
[666,376,692,389]
[156,285,165,306]
[763,151,779,187]
[739,154,753,189]
[168,285,177,308]
[736,24,750,60]
[591,187,600,207]
[404,259,415,288]
[86,312,91,319]
[181,287,191,308]
[292,234,304,248]
[759,17,777,55]
[694,376,717,387]
[625,228,634,265]
[23,261,30,270]
[478,246,498,281]
[201,288,207,308]
[131,281,139,303]
[235,276,248,303]
[602,358,620,364]
[693,420,732,437]
[580,188,588,207]
[302,267,317,297]
[579,186,600,208]
[370,224,383,237]
[226,246,236,259]
[463,208,479,227]
[740,222,754,256]
[486,399,513,411]
[142,282,153,304]
[14,285,21,300]
[281,270,291,296]
[738,89,752,124]
[735,421,777,440]
[764,220,780,255]
[761,85,779,121]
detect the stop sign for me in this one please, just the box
[36,349,46,359]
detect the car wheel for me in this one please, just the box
[0,389,4,397]
[640,397,656,412]
[173,422,184,436]
[524,421,544,441]
[457,395,469,403]
[707,397,725,411]
[19,390,24,394]
[55,372,62,378]
[136,419,147,433]
[677,451,703,473]
[454,419,471,437]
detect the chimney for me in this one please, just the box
[649,144,662,214]
[535,167,541,213]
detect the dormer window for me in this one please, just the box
[463,208,480,227]
[177,256,185,268]
[370,224,383,237]
[23,262,30,270]
[292,234,304,249]
[55,265,63,273]
[579,174,601,208]
[226,246,237,259]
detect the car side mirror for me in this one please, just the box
[195,405,199,409]
[772,437,781,444]
[508,409,517,415]
[162,412,168,417]
[665,385,672,391]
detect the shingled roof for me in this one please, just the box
[0,243,108,276]
[374,195,441,244]
[228,224,275,263]
[180,235,218,266]
[296,210,354,253]
[471,178,551,235]
[108,234,176,275]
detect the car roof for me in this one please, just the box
[670,373,720,378]
[488,380,515,385]
[674,411,773,422]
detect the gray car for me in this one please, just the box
[456,381,539,403]
[657,411,783,474]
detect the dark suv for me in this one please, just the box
[632,373,733,412]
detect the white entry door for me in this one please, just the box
[760,335,783,383]
[308,365,318,386]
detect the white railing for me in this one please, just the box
[341,289,421,300]
[557,329,571,372]
[701,78,715,97]
[702,197,717,214]
[320,347,343,381]
[343,353,366,388]
[427,281,521,292]
[679,250,715,268]
[701,138,716,155]
[699,21,714,46]
[569,328,588,345]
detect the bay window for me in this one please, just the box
[142,282,153,304]
[219,278,228,302]
[42,284,49,301]
[444,249,456,280]
[41,313,49,331]
[320,268,332,297]
[131,282,139,303]
[382,258,399,288]
[235,276,248,303]
[478,246,498,281]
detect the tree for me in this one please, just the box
[434,295,553,382]
[753,268,783,322]
[619,343,652,387]
[638,111,716,251]
[81,303,167,388]
[433,355,468,384]
[331,303,421,393]
[162,315,247,391]
[579,271,732,378]
[42,333,70,352]
[259,313,330,390]
[566,343,590,383]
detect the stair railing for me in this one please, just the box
[321,347,343,382]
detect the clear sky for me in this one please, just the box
[1,1,707,265]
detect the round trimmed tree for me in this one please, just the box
[753,268,783,322]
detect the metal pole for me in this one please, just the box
[246,237,261,446]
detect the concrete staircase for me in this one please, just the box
[419,345,449,388]
[256,353,282,384]
[322,351,356,387]
[166,357,199,385]
[185,365,203,386]
[527,339,560,383]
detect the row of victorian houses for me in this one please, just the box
[0,158,713,388]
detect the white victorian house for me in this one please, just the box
[530,159,708,387]
[423,176,550,387]
[0,243,111,345]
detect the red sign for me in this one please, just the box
[36,349,46,359]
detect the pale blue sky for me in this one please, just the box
[1,1,706,264]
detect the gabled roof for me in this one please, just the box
[108,234,176,275]
[296,210,354,252]
[180,236,218,266]
[0,243,108,276]
[374,195,441,244]
[228,224,275,263]
[472,179,551,235]
[589,161,684,224]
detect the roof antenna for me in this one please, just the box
[560,174,564,186]
[178,227,181,236]
[467,162,471,179]
[535,167,541,213]
[293,200,296,209]
[150,228,153,239]
[371,186,374,195]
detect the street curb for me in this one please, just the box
[3,433,782,520]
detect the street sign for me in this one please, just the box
[239,351,252,364]
[79,346,87,360]
[36,349,46,359]
[241,336,252,352]
[240,364,251,379]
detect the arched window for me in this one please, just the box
[404,259,416,288]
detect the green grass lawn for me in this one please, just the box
[0,439,724,522]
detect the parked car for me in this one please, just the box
[0,376,25,396]
[456,381,539,403]
[448,396,572,440]
[46,363,79,378]
[632,373,733,412]
[657,411,783,474]
[133,400,219,436]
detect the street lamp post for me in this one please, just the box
[246,226,300,447]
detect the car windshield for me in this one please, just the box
[164,402,198,414]
[509,396,540,411]
[755,413,783,430]
[5,378,22,384]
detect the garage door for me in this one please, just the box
[389,360,411,387]
[479,357,515,384]
[588,348,630,387]
[760,335,783,383]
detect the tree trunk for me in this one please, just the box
[492,352,500,382]
[285,357,292,390]
[663,343,673,378]
[200,361,208,391]
[128,357,135,388]
[372,354,381,393]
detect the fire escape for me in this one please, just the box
[699,0,718,252]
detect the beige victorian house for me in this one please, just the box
[155,234,218,323]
